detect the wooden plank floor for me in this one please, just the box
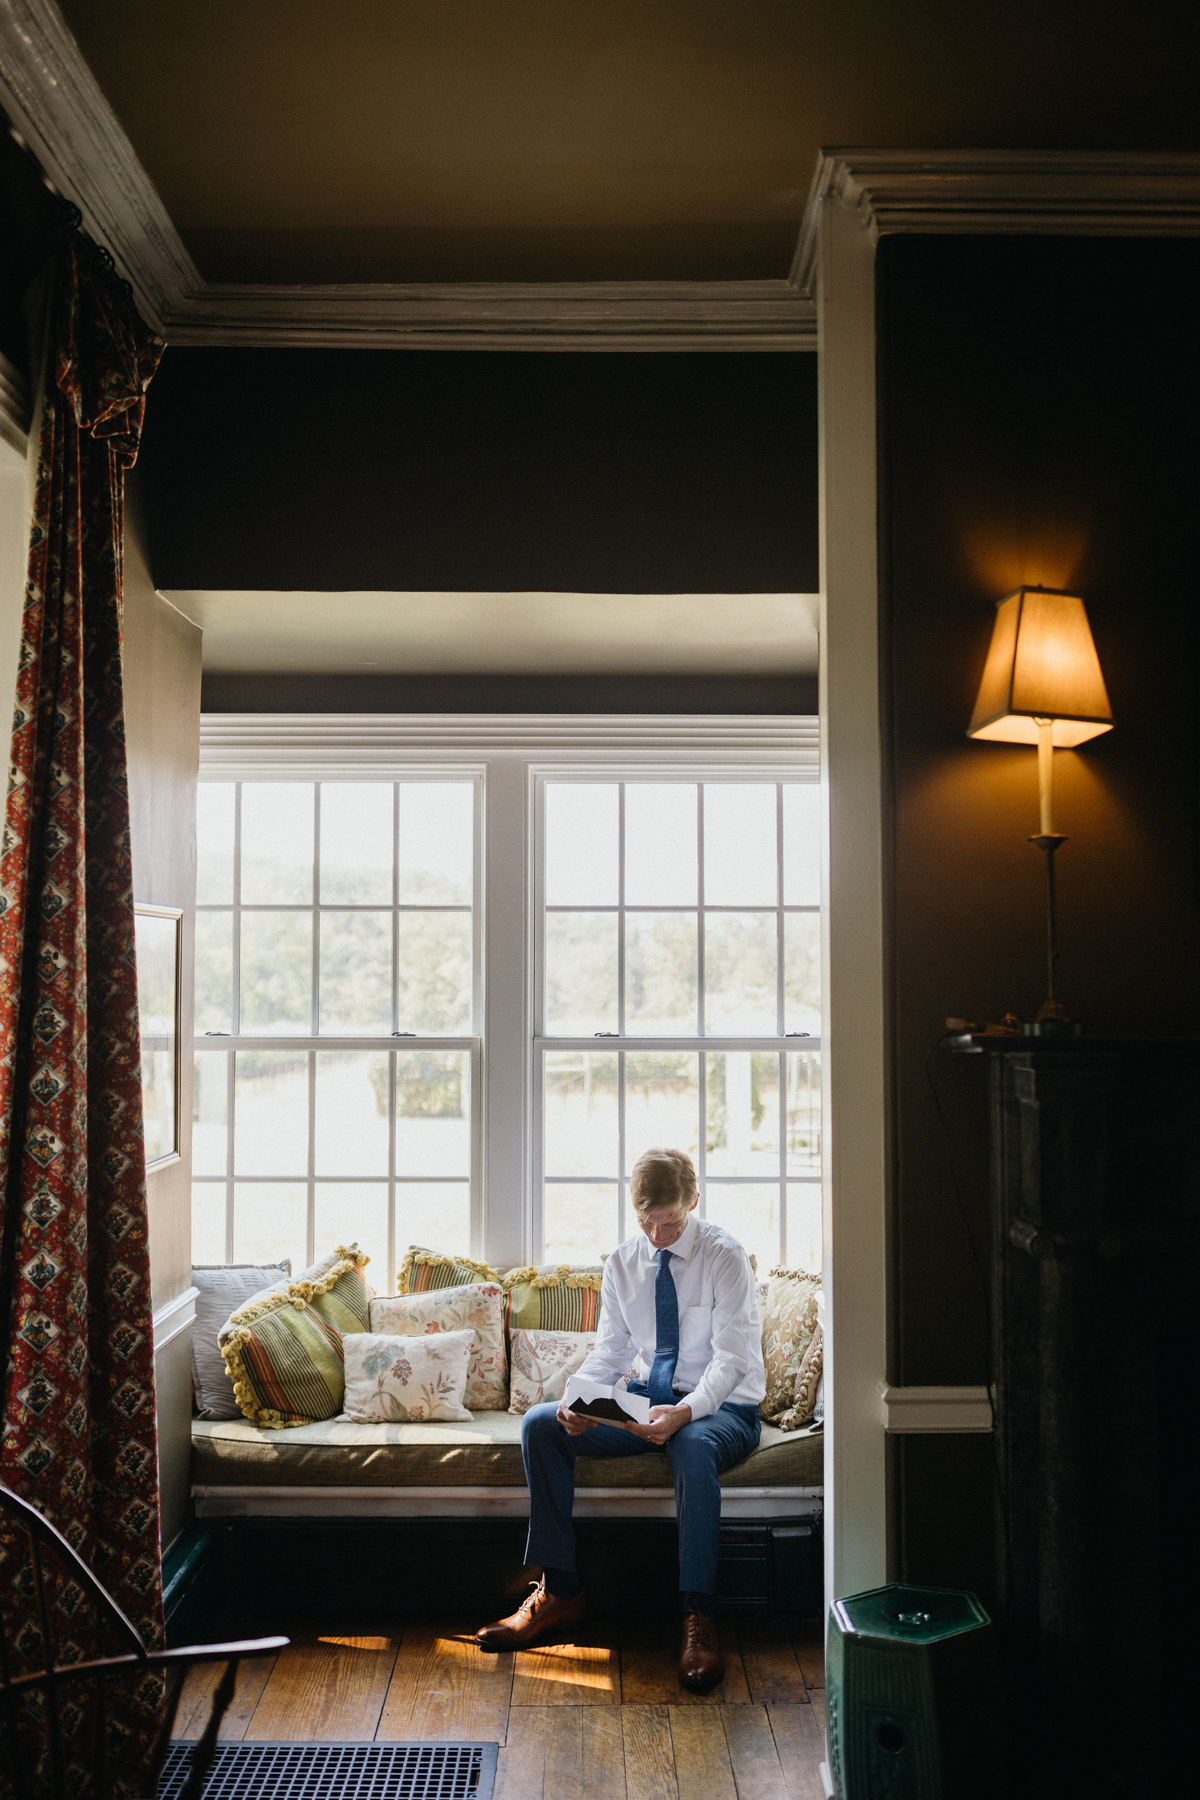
[173,1615,826,1799]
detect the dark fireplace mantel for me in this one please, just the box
[946,1035,1200,1797]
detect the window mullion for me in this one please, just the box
[618,1047,626,1244]
[311,785,321,1036]
[307,1049,316,1267]
[776,781,785,1036]
[232,783,242,1035]
[391,781,400,1035]
[387,1047,397,1296]
[617,783,626,1037]
[696,783,706,1038]
[225,1049,236,1261]
[779,1048,787,1268]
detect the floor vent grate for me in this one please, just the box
[157,1740,498,1800]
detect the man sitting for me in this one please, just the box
[475,1146,764,1692]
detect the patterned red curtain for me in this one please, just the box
[0,241,163,1791]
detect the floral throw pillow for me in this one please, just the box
[342,1328,474,1423]
[759,1266,821,1425]
[772,1320,824,1432]
[369,1282,508,1411]
[508,1329,597,1415]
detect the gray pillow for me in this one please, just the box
[191,1262,291,1418]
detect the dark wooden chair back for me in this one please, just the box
[0,1482,286,1799]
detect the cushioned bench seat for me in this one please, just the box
[191,1413,823,1519]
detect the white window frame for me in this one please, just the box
[530,765,821,1265]
[197,715,819,1276]
[192,763,485,1281]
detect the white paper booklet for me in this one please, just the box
[563,1373,652,1426]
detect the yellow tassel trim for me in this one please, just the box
[289,1253,366,1305]
[397,1247,499,1292]
[223,1286,298,1332]
[767,1267,822,1283]
[219,1326,310,1429]
[501,1263,603,1293]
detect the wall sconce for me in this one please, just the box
[968,585,1113,1030]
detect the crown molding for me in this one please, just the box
[0,351,30,455]
[198,712,820,764]
[0,0,199,330]
[169,278,815,351]
[791,148,1200,292]
[0,0,813,349]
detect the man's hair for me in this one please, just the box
[630,1147,698,1214]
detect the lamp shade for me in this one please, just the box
[967,587,1113,747]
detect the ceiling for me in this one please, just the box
[57,0,1200,285]
[166,590,819,675]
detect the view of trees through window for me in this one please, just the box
[192,780,478,1282]
[191,769,822,1283]
[538,779,821,1275]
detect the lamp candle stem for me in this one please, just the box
[1036,717,1055,836]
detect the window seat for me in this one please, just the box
[191,1414,823,1520]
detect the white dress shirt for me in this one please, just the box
[576,1212,765,1420]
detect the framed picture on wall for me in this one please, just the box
[134,903,182,1170]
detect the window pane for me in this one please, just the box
[544,1052,618,1177]
[314,1183,388,1271]
[192,1053,228,1176]
[396,1051,471,1176]
[545,783,617,905]
[624,1052,701,1173]
[320,783,393,904]
[241,784,314,903]
[315,1052,389,1176]
[320,912,392,1034]
[704,784,776,906]
[625,784,697,905]
[398,783,474,904]
[196,784,235,904]
[397,1183,470,1260]
[233,1182,307,1276]
[705,1182,779,1275]
[545,912,617,1036]
[704,913,777,1035]
[786,1183,822,1274]
[241,911,313,1033]
[783,784,821,906]
[706,1052,780,1177]
[191,1184,226,1263]
[784,911,821,1035]
[625,913,697,1035]
[234,1052,309,1176]
[396,912,471,1033]
[194,910,233,1034]
[544,1183,619,1264]
[786,1051,822,1173]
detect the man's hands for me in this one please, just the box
[625,1402,691,1445]
[554,1398,693,1443]
[556,1397,600,1435]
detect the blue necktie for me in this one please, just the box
[648,1248,680,1406]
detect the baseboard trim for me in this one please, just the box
[192,1483,824,1520]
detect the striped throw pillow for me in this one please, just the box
[500,1264,603,1338]
[218,1243,371,1428]
[397,1245,501,1295]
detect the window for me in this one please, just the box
[191,778,481,1285]
[535,778,821,1274]
[192,719,821,1280]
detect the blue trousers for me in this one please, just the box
[521,1388,761,1594]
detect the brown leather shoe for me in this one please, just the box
[679,1608,724,1693]
[475,1578,587,1652]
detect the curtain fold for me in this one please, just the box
[0,240,164,1792]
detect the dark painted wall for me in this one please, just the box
[878,234,1200,1599]
[137,348,818,595]
[201,669,818,713]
